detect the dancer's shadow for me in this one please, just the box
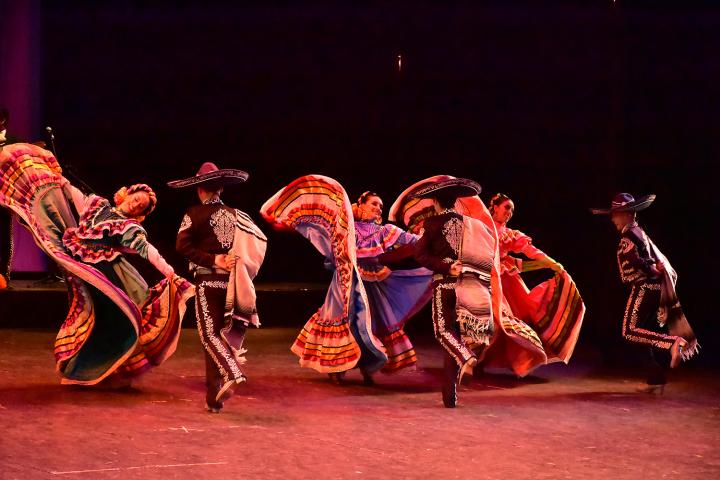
[0,383,146,408]
[410,366,550,391]
[456,389,669,408]
[288,371,439,396]
[0,376,206,409]
[471,371,551,390]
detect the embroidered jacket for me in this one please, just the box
[414,211,463,276]
[176,198,240,270]
[617,223,659,284]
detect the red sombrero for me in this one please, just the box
[167,162,249,189]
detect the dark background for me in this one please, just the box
[3,1,719,364]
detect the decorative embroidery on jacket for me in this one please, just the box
[178,214,192,233]
[442,217,463,256]
[210,209,235,249]
[619,238,634,254]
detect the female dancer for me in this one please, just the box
[261,175,431,385]
[391,178,584,384]
[483,193,585,376]
[0,143,193,385]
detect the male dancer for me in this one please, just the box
[413,177,495,407]
[169,162,267,412]
[591,193,698,393]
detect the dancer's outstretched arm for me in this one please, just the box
[146,243,175,278]
[120,227,175,279]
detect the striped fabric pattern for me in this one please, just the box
[1,143,195,385]
[54,275,94,363]
[497,223,586,371]
[355,224,404,258]
[293,317,362,370]
[528,271,585,363]
[380,329,418,372]
[235,209,268,242]
[500,315,543,350]
[263,175,433,374]
[261,175,381,373]
[357,264,392,282]
[110,276,195,379]
[0,144,62,211]
[390,175,584,376]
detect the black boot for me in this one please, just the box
[442,354,460,408]
[205,353,223,413]
[206,379,224,413]
[360,367,375,386]
[216,376,244,406]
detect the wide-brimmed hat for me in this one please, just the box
[590,193,655,215]
[167,162,249,189]
[411,177,481,200]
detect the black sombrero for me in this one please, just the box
[590,193,655,215]
[167,162,249,189]
[411,177,481,200]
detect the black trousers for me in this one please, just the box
[622,282,674,385]
[431,278,477,369]
[194,273,246,387]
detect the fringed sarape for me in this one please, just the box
[391,175,584,376]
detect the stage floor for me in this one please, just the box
[1,328,718,479]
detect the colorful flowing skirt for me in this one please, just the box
[362,268,431,372]
[262,175,432,374]
[261,175,386,373]
[0,143,194,384]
